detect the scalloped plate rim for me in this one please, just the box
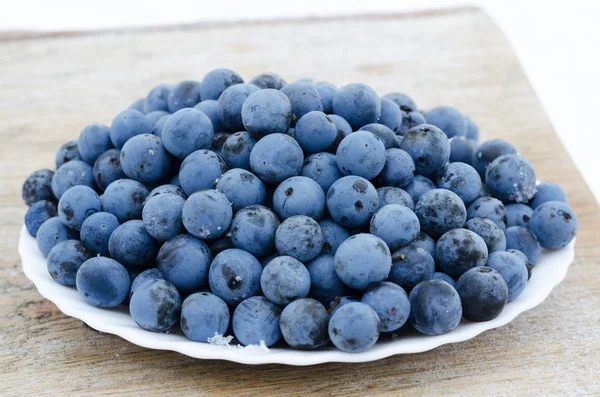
[19,224,575,366]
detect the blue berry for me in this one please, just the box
[120,134,171,184]
[162,108,214,159]
[273,176,325,220]
[200,68,243,101]
[400,124,450,177]
[464,217,507,253]
[359,123,399,149]
[129,279,181,331]
[52,160,95,200]
[332,83,381,130]
[221,131,257,170]
[36,217,79,256]
[109,109,153,149]
[399,110,427,136]
[486,251,528,302]
[327,296,361,316]
[328,302,380,353]
[326,176,378,228]
[280,82,323,126]
[528,201,578,250]
[275,215,323,262]
[449,136,477,164]
[232,296,282,347]
[472,139,516,178]
[314,82,338,114]
[389,245,435,290]
[376,186,414,210]
[295,111,337,153]
[248,72,287,90]
[230,205,280,257]
[378,148,415,188]
[506,249,532,280]
[142,193,185,241]
[181,292,230,342]
[218,83,259,131]
[76,257,130,308]
[209,248,262,306]
[424,106,467,138]
[47,240,92,286]
[144,184,186,204]
[77,123,114,165]
[213,132,232,154]
[467,196,507,231]
[241,89,292,138]
[409,280,462,335]
[306,254,350,304]
[108,220,158,267]
[209,237,235,257]
[280,298,329,349]
[435,228,488,279]
[93,149,126,191]
[505,226,541,265]
[261,255,311,305]
[55,140,82,168]
[431,272,456,287]
[129,268,164,299]
[406,231,436,257]
[167,80,202,113]
[404,175,436,204]
[157,234,211,293]
[530,182,567,209]
[415,189,467,237]
[456,267,508,322]
[249,133,303,184]
[505,203,533,227]
[336,130,386,180]
[194,99,224,133]
[182,190,232,240]
[378,98,403,134]
[437,162,482,204]
[327,114,353,152]
[370,204,420,252]
[128,98,145,113]
[145,110,170,126]
[178,149,229,196]
[334,233,391,290]
[318,218,350,255]
[22,169,55,206]
[102,179,149,222]
[485,154,537,203]
[57,185,102,230]
[143,83,173,113]
[362,281,410,332]
[216,168,266,212]
[25,200,57,237]
[300,152,343,192]
[383,92,416,112]
[466,117,480,141]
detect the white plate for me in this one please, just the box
[19,224,574,366]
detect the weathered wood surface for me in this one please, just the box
[1,7,599,396]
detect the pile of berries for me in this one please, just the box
[22,69,578,353]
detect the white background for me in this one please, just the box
[2,0,599,202]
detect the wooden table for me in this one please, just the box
[1,7,599,396]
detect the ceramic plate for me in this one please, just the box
[19,225,574,365]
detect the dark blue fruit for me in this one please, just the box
[456,267,508,322]
[129,279,181,331]
[409,280,462,335]
[76,257,130,308]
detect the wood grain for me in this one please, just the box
[1,7,599,396]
